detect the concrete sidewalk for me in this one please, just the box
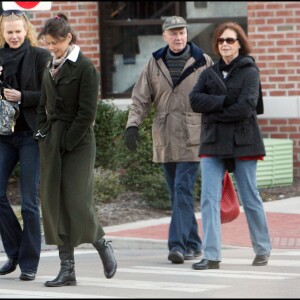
[104,197,300,250]
[0,197,299,252]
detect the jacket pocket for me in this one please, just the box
[59,76,77,86]
[234,119,254,145]
[201,116,216,144]
[184,112,201,146]
[54,97,66,113]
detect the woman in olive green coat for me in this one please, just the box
[36,13,117,287]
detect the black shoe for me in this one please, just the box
[184,249,202,260]
[192,259,220,270]
[168,250,184,264]
[0,258,18,275]
[252,254,269,266]
[19,272,36,281]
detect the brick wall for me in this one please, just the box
[29,1,100,70]
[25,1,300,177]
[248,1,300,177]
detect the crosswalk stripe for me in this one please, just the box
[35,276,228,293]
[0,288,120,299]
[115,266,299,280]
[218,258,300,267]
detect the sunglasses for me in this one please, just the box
[217,38,238,45]
[2,10,25,17]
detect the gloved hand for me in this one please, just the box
[124,126,139,151]
[223,96,236,107]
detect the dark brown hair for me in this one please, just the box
[38,12,77,44]
[212,22,252,57]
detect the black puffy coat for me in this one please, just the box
[189,55,265,158]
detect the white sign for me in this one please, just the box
[2,1,52,11]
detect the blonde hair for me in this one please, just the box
[0,12,38,47]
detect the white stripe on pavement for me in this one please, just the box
[115,266,299,280]
[0,288,121,299]
[34,276,228,293]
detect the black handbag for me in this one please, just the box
[0,81,19,135]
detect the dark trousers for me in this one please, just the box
[162,162,202,254]
[0,131,41,273]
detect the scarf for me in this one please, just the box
[49,45,75,78]
[0,39,31,89]
[218,55,244,79]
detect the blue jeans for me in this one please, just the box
[0,131,41,273]
[162,162,202,255]
[201,157,272,261]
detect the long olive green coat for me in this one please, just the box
[36,47,104,246]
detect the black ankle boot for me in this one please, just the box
[93,238,117,279]
[45,244,77,287]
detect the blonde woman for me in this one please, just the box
[0,10,51,281]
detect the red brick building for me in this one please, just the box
[8,1,300,177]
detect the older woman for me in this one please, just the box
[189,22,272,270]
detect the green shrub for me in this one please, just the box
[140,173,170,209]
[94,101,128,169]
[93,101,201,210]
[93,167,124,204]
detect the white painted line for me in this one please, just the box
[115,266,299,280]
[0,288,120,298]
[34,276,228,293]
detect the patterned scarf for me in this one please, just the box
[49,45,75,78]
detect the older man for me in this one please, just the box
[124,16,213,263]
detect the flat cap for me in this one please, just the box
[162,16,187,31]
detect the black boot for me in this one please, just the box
[93,238,117,279]
[44,244,77,287]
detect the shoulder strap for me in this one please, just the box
[256,82,264,115]
[208,68,264,115]
[208,68,227,94]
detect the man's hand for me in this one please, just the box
[124,126,139,151]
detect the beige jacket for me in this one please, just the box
[126,42,213,163]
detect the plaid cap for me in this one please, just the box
[162,16,187,31]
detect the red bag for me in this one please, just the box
[220,171,240,224]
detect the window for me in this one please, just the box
[99,1,247,99]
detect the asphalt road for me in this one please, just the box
[0,246,299,298]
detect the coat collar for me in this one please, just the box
[48,45,81,84]
[152,42,205,65]
[67,45,80,62]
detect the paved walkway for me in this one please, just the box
[105,197,300,250]
[0,197,299,252]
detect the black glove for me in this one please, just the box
[124,126,139,151]
[223,96,236,107]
